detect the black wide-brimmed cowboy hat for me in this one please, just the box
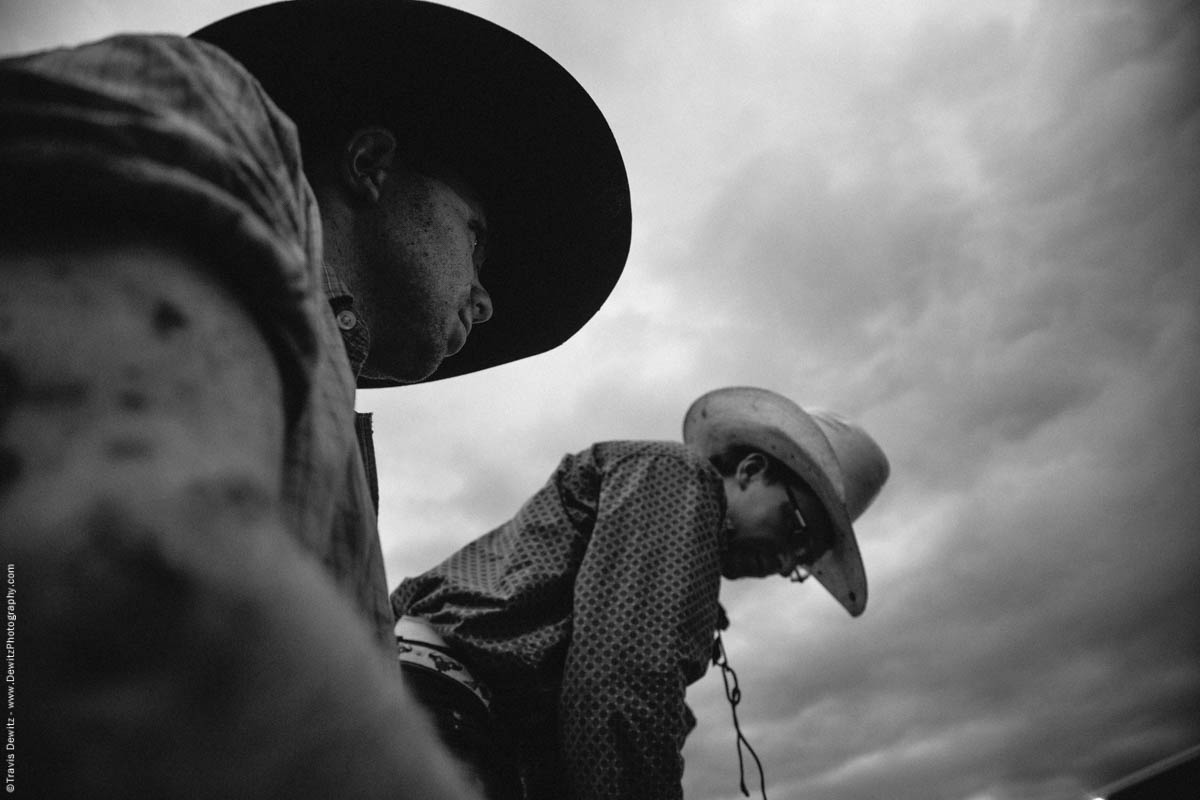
[193,0,631,388]
[684,387,890,617]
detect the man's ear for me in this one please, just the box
[735,452,769,488]
[340,127,397,203]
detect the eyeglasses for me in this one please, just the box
[782,483,815,584]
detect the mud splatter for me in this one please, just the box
[152,301,187,336]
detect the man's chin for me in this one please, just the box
[359,356,442,385]
[720,551,778,581]
[720,563,762,581]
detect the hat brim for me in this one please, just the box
[683,387,868,617]
[192,1,631,388]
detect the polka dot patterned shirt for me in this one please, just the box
[392,440,726,800]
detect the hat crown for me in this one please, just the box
[809,411,890,521]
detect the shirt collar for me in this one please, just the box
[322,262,370,380]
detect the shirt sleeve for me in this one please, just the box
[0,35,321,414]
[560,444,724,800]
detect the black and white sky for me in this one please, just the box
[3,1,1197,798]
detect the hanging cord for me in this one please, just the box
[711,607,768,800]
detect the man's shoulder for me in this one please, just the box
[590,440,716,473]
[3,32,285,130]
[5,33,240,79]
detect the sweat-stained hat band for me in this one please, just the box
[683,387,889,617]
[193,0,632,387]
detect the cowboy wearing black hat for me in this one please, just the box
[393,387,890,800]
[0,2,628,797]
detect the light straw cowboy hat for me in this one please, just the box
[683,387,889,617]
[194,0,631,387]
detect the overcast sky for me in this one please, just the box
[3,1,1197,798]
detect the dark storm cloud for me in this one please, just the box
[375,3,1200,797]
[671,2,1200,799]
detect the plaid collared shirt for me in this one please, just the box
[322,266,371,377]
[393,441,727,800]
[322,264,383,516]
[0,34,392,642]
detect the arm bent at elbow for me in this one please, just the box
[0,238,481,799]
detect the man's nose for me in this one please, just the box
[470,282,493,324]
